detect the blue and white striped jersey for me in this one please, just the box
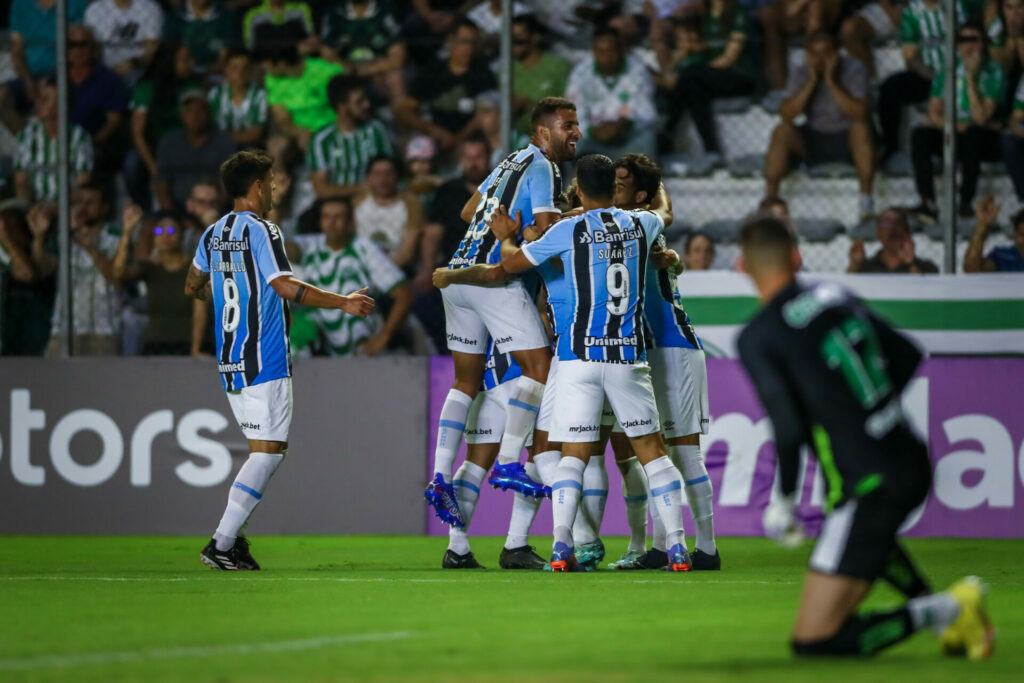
[522,207,663,363]
[193,211,294,391]
[644,234,702,350]
[448,143,562,269]
[482,338,523,391]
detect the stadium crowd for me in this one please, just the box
[1,0,1024,358]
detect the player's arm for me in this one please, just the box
[460,191,482,224]
[521,211,561,242]
[270,276,375,317]
[184,264,213,301]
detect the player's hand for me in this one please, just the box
[651,247,681,271]
[487,205,522,241]
[763,495,804,548]
[339,287,374,317]
[432,267,452,289]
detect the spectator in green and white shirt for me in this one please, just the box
[207,49,268,147]
[911,22,1005,220]
[287,197,411,357]
[14,76,93,204]
[308,74,393,201]
[878,0,969,166]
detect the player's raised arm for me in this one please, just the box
[647,182,674,228]
[270,277,374,317]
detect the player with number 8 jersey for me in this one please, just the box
[185,150,375,571]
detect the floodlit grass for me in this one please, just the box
[0,536,1020,682]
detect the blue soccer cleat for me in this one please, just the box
[666,543,692,572]
[575,538,606,569]
[424,473,465,528]
[488,462,546,498]
[549,541,579,573]
[607,549,645,569]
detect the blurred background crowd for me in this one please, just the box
[0,0,1022,358]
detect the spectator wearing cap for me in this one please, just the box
[127,42,201,209]
[308,75,393,201]
[475,91,529,166]
[68,24,130,180]
[405,136,443,200]
[847,207,939,274]
[244,0,318,56]
[320,0,407,103]
[683,231,716,271]
[84,0,163,81]
[396,20,497,151]
[763,31,874,222]
[163,0,240,75]
[964,197,1024,272]
[14,76,93,204]
[207,49,268,147]
[155,89,237,212]
[511,14,571,136]
[2,0,87,132]
[566,26,657,159]
[263,45,345,160]
[353,155,423,269]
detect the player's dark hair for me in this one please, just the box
[366,154,399,175]
[739,215,797,270]
[613,153,661,203]
[575,154,615,201]
[327,74,366,110]
[530,96,576,133]
[220,150,274,199]
[685,231,715,253]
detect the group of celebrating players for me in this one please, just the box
[183,95,995,661]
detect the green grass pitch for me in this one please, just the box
[1,536,1020,682]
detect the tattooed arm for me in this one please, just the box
[184,264,213,301]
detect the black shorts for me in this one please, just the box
[808,488,925,582]
[798,126,852,166]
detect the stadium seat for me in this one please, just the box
[794,218,845,243]
[805,162,857,179]
[663,220,695,246]
[727,154,764,179]
[662,153,721,179]
[847,218,877,241]
[923,220,974,242]
[700,218,741,243]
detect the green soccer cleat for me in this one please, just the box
[607,550,645,569]
[575,539,606,569]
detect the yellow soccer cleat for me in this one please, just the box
[940,576,995,660]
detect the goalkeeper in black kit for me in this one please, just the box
[735,215,995,660]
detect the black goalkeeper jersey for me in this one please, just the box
[737,279,930,510]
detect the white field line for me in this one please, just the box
[0,631,415,671]
[0,575,797,586]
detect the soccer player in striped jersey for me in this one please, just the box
[186,150,374,570]
[435,154,693,573]
[443,340,549,570]
[608,153,720,571]
[425,97,581,528]
[207,49,268,147]
[308,74,393,201]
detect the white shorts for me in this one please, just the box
[857,3,897,39]
[535,356,559,434]
[441,280,549,355]
[649,346,710,438]
[464,382,535,447]
[550,360,661,443]
[226,377,293,442]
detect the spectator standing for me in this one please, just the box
[658,1,758,160]
[155,90,238,212]
[910,22,1005,221]
[263,46,344,157]
[207,49,269,147]
[308,75,393,201]
[127,42,201,209]
[288,197,412,356]
[683,231,716,271]
[84,0,163,81]
[68,24,130,180]
[35,184,124,355]
[163,0,241,75]
[243,0,317,56]
[320,0,407,101]
[511,14,571,136]
[567,26,657,159]
[14,76,93,204]
[396,20,497,152]
[840,0,907,77]
[877,0,967,168]
[847,208,939,273]
[964,197,1024,271]
[113,206,196,354]
[2,0,87,132]
[763,32,874,221]
[353,156,423,269]
[0,203,52,356]
[1003,72,1024,201]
